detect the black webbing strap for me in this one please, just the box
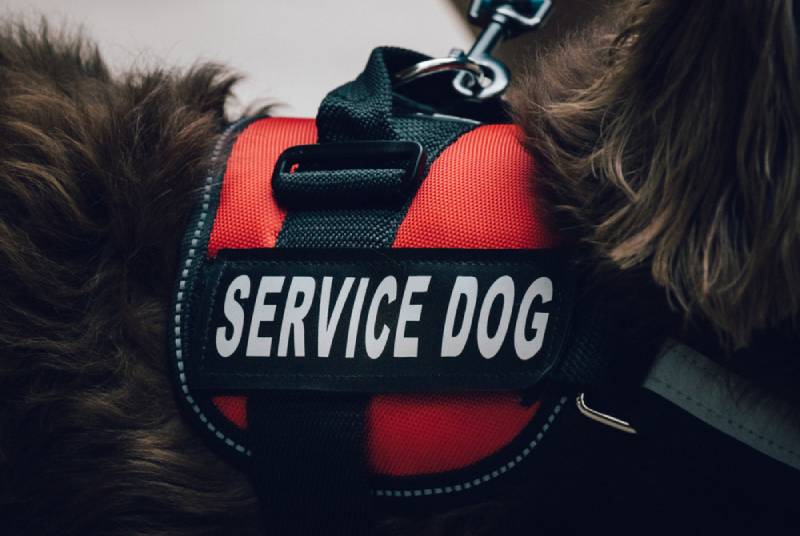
[249,393,369,534]
[275,47,477,249]
[247,48,480,534]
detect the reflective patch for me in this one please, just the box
[187,248,575,393]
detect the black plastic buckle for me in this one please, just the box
[272,141,426,209]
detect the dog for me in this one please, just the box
[1,0,798,533]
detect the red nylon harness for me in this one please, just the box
[205,117,559,476]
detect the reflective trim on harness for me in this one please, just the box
[643,341,800,471]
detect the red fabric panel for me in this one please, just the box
[207,117,317,256]
[206,120,556,478]
[213,394,249,429]
[365,124,555,477]
[209,117,317,426]
[368,394,540,477]
[393,124,558,249]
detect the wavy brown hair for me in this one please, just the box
[511,0,800,349]
[3,2,799,534]
[0,21,265,535]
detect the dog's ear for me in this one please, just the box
[510,0,800,349]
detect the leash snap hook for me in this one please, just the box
[394,1,552,100]
[452,0,553,100]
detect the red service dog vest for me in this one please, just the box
[171,48,609,533]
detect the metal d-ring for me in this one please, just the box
[576,392,638,434]
[393,53,485,89]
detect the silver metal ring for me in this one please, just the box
[393,56,484,88]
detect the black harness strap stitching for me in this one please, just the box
[170,115,266,460]
[168,48,623,530]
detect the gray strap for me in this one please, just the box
[643,341,800,471]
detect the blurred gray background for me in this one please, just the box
[0,0,610,116]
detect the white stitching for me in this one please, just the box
[174,121,252,457]
[648,374,800,462]
[371,395,568,497]
[174,119,565,487]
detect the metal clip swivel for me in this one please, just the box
[453,0,552,100]
[393,0,552,100]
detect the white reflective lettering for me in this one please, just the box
[277,277,316,357]
[318,277,354,358]
[476,276,515,359]
[393,275,431,358]
[215,274,251,358]
[514,277,552,360]
[345,277,370,358]
[246,276,285,357]
[441,276,478,357]
[365,276,397,359]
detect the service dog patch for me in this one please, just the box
[170,115,595,503]
[189,248,574,392]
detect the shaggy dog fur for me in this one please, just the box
[511,0,800,351]
[0,22,264,536]
[1,0,798,533]
[509,0,800,404]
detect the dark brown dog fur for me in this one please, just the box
[510,0,800,351]
[0,21,264,536]
[1,1,798,533]
[0,19,509,536]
